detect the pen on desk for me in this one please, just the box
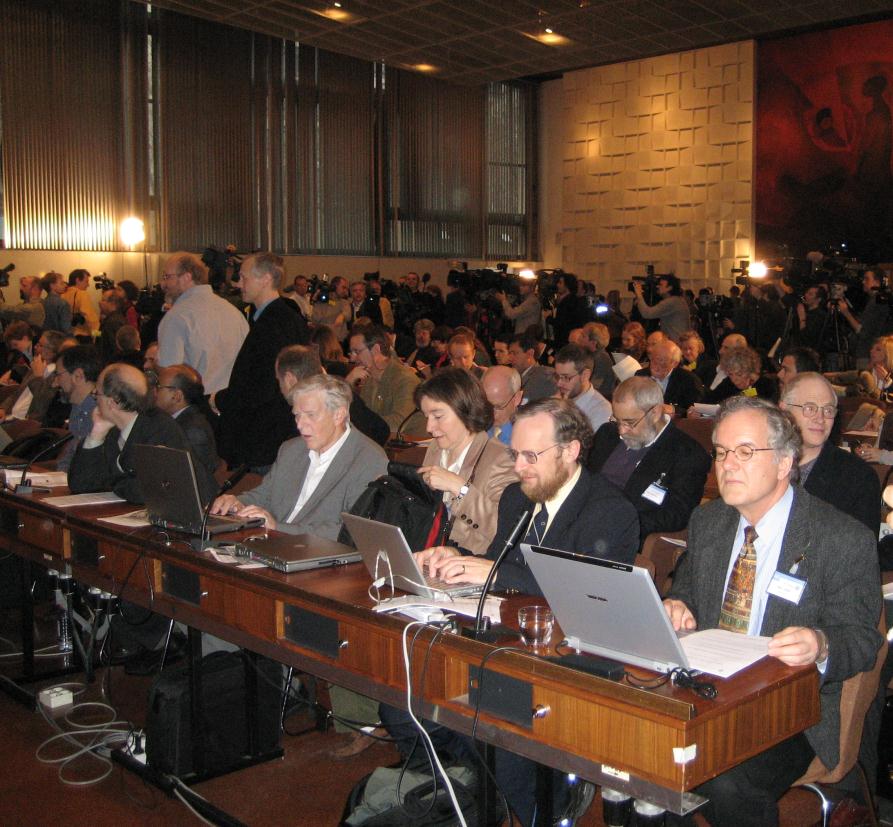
[789,554,805,575]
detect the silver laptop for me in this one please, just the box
[232,534,361,573]
[341,513,482,599]
[134,444,262,536]
[521,543,690,673]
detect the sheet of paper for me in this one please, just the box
[372,595,502,623]
[679,628,770,678]
[659,536,688,548]
[98,509,151,528]
[691,403,720,418]
[1,470,68,487]
[44,492,126,507]
[207,549,267,569]
[883,581,893,601]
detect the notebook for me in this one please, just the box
[341,512,483,599]
[133,444,262,536]
[232,534,361,573]
[521,543,690,673]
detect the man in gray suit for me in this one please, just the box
[210,373,387,540]
[664,396,882,827]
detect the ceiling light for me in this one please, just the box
[411,63,438,74]
[523,28,572,46]
[120,216,145,247]
[311,3,357,23]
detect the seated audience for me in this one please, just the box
[3,330,67,424]
[1,320,33,385]
[447,333,484,378]
[776,346,821,394]
[678,330,716,385]
[347,324,424,436]
[699,332,747,393]
[51,344,100,471]
[508,331,557,403]
[113,325,144,369]
[580,321,617,398]
[276,344,389,446]
[482,365,522,446]
[67,363,214,503]
[664,396,882,827]
[404,319,438,373]
[635,339,703,416]
[154,365,219,480]
[415,368,517,555]
[826,336,893,398]
[620,321,647,364]
[553,344,612,433]
[143,341,159,374]
[210,374,387,537]
[699,345,775,406]
[310,324,347,367]
[588,377,711,542]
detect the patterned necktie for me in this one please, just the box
[717,525,758,633]
[523,506,549,546]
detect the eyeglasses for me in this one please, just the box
[90,389,108,399]
[507,444,561,465]
[156,385,178,391]
[609,405,655,431]
[786,402,837,420]
[491,393,519,411]
[161,272,182,280]
[711,445,776,463]
[554,369,581,382]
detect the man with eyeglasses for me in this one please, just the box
[553,344,612,433]
[482,365,522,446]
[587,376,710,542]
[663,396,881,827]
[779,372,879,533]
[635,339,704,416]
[156,252,248,396]
[50,344,100,472]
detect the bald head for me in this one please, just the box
[482,365,522,427]
[720,333,747,356]
[97,363,149,421]
[648,340,681,380]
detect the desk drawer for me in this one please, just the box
[99,544,159,596]
[19,512,65,559]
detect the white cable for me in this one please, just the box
[401,621,468,827]
[171,784,217,827]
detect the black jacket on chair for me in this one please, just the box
[586,420,711,542]
[634,366,704,415]
[802,441,880,533]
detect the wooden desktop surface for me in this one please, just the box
[0,486,821,814]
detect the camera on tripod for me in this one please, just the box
[93,273,115,291]
[0,263,14,288]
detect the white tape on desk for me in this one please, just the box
[673,744,697,764]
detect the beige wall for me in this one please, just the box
[540,40,755,295]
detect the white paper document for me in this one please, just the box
[44,492,126,507]
[679,628,771,678]
[98,509,151,528]
[691,403,720,418]
[372,595,503,624]
[1,470,68,487]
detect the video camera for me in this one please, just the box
[627,265,669,303]
[93,273,115,291]
[202,245,243,289]
[0,263,14,288]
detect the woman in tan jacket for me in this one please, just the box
[415,368,518,555]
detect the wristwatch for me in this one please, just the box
[456,483,470,500]
[813,628,829,664]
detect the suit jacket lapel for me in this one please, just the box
[458,432,489,485]
[542,469,589,545]
[700,505,741,627]
[291,430,354,521]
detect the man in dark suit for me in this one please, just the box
[588,376,711,542]
[780,372,880,533]
[212,253,309,472]
[154,364,219,481]
[635,338,703,416]
[68,363,215,504]
[664,397,882,827]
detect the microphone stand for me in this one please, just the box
[190,463,250,552]
[15,432,75,494]
[463,509,530,642]
[386,407,420,449]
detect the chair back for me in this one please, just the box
[639,529,687,597]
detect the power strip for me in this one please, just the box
[38,686,73,709]
[126,729,147,765]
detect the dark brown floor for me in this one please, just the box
[0,604,832,826]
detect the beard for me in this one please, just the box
[520,462,572,503]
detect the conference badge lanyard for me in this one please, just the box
[642,472,667,505]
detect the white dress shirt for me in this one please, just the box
[285,426,352,523]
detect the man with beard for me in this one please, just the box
[587,376,711,542]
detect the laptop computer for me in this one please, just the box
[134,444,263,536]
[341,512,483,599]
[521,543,690,673]
[231,533,362,573]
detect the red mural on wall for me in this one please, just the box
[756,19,893,262]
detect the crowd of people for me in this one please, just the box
[0,254,890,827]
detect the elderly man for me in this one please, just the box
[347,324,423,435]
[780,372,880,532]
[508,331,557,403]
[156,252,248,396]
[482,365,522,446]
[588,376,710,542]
[211,374,387,538]
[635,338,703,416]
[51,344,100,471]
[213,253,310,471]
[553,344,612,433]
[664,396,882,827]
[154,365,219,481]
[67,363,214,503]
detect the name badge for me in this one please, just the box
[642,483,667,505]
[767,571,805,604]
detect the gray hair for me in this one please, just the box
[781,372,837,406]
[289,373,352,413]
[613,376,664,411]
[514,396,594,456]
[720,345,761,377]
[243,252,285,289]
[714,396,801,472]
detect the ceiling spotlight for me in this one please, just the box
[749,261,768,279]
[120,216,145,247]
[313,3,357,23]
[519,268,536,280]
[411,63,438,73]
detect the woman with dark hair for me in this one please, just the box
[415,368,517,554]
[1,320,33,384]
[117,280,141,329]
[309,324,346,366]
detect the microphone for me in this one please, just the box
[192,463,251,551]
[15,432,75,494]
[466,508,531,642]
[387,407,420,449]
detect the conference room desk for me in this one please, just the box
[0,487,821,815]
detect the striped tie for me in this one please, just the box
[717,525,758,633]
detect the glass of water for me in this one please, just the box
[518,605,554,648]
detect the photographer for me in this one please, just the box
[631,273,689,342]
[311,276,351,342]
[795,284,830,354]
[836,268,892,366]
[63,269,100,341]
[496,278,541,334]
[552,272,590,348]
[726,281,786,353]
